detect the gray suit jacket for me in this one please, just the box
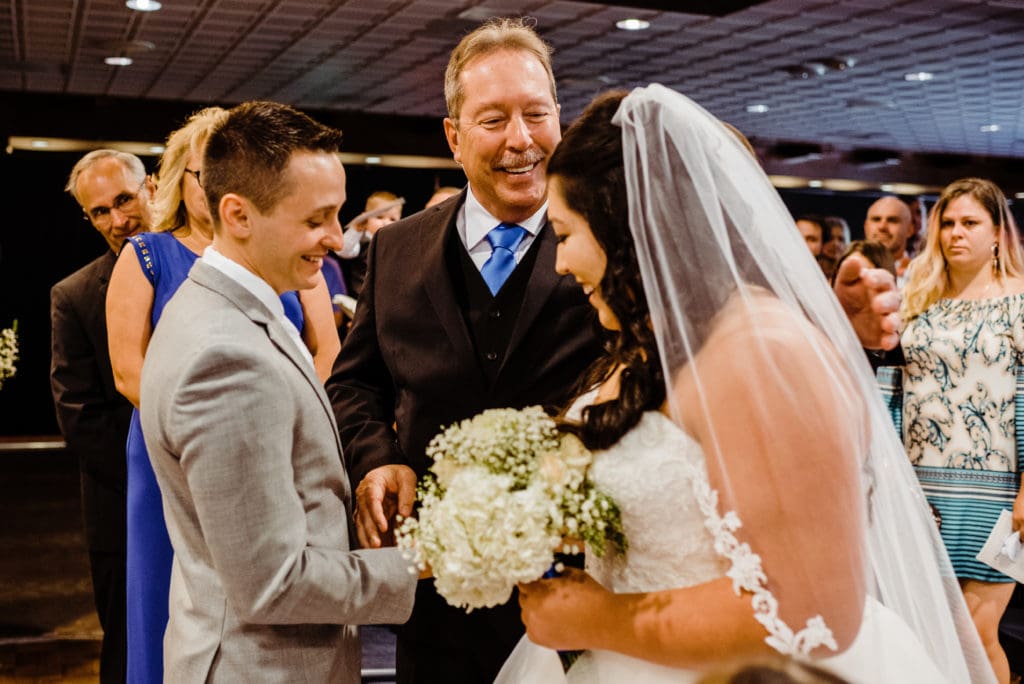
[140,260,416,683]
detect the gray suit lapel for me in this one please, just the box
[187,261,344,455]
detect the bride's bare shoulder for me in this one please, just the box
[705,291,814,353]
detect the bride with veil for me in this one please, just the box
[495,85,993,682]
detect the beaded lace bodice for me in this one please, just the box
[582,407,728,592]
[570,391,836,656]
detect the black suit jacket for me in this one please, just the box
[328,191,601,682]
[50,250,132,553]
[328,191,601,487]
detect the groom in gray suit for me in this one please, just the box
[140,101,418,682]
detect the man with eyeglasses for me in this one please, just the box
[49,149,153,683]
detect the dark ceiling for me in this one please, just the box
[3,0,1024,189]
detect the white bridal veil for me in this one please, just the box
[614,84,991,681]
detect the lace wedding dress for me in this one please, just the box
[495,393,949,683]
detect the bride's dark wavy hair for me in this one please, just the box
[548,90,665,450]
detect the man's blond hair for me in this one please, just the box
[444,17,557,121]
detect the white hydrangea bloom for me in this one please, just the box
[397,406,626,612]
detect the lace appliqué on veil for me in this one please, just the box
[681,459,838,657]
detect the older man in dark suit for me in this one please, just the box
[327,18,601,683]
[50,149,151,683]
[328,17,905,684]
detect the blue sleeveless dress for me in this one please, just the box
[124,232,305,683]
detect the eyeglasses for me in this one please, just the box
[83,177,146,227]
[184,168,201,186]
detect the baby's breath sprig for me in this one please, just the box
[398,406,627,612]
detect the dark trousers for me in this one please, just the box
[88,549,127,684]
[396,580,524,684]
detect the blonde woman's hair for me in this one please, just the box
[444,17,556,122]
[150,107,229,233]
[902,177,1024,322]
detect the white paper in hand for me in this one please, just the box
[976,509,1024,582]
[333,294,357,319]
[1001,529,1022,562]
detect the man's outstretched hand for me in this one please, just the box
[833,252,901,351]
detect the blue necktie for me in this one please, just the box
[481,223,527,295]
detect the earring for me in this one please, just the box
[992,242,1000,275]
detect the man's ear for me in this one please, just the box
[443,118,461,165]
[143,174,157,198]
[219,193,252,239]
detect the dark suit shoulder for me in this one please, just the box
[373,191,463,248]
[52,251,117,296]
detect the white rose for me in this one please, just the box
[538,451,569,489]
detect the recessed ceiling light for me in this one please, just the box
[824,56,857,71]
[880,184,895,192]
[1016,192,1024,200]
[365,156,382,165]
[149,145,165,154]
[746,104,769,114]
[31,140,49,148]
[980,124,1001,133]
[105,56,133,66]
[785,62,827,79]
[808,180,823,188]
[126,0,162,11]
[845,97,896,109]
[616,18,650,31]
[904,71,934,82]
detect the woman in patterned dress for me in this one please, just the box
[901,177,1024,683]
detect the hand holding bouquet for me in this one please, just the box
[397,406,625,612]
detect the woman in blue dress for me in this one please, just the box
[900,177,1024,683]
[106,107,341,683]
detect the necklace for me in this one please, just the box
[958,276,1001,301]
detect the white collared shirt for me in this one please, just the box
[201,246,315,371]
[457,188,546,271]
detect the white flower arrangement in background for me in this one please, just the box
[397,405,626,612]
[0,321,18,391]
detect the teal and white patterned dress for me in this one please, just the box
[902,293,1024,582]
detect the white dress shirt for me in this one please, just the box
[457,188,546,271]
[201,246,314,371]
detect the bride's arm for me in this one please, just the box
[518,298,868,669]
[519,568,763,666]
[676,300,868,652]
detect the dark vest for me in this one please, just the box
[446,226,541,386]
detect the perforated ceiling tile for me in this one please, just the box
[4,0,1024,160]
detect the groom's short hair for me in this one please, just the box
[203,100,343,226]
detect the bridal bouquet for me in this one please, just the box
[397,405,625,611]
[0,321,17,391]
